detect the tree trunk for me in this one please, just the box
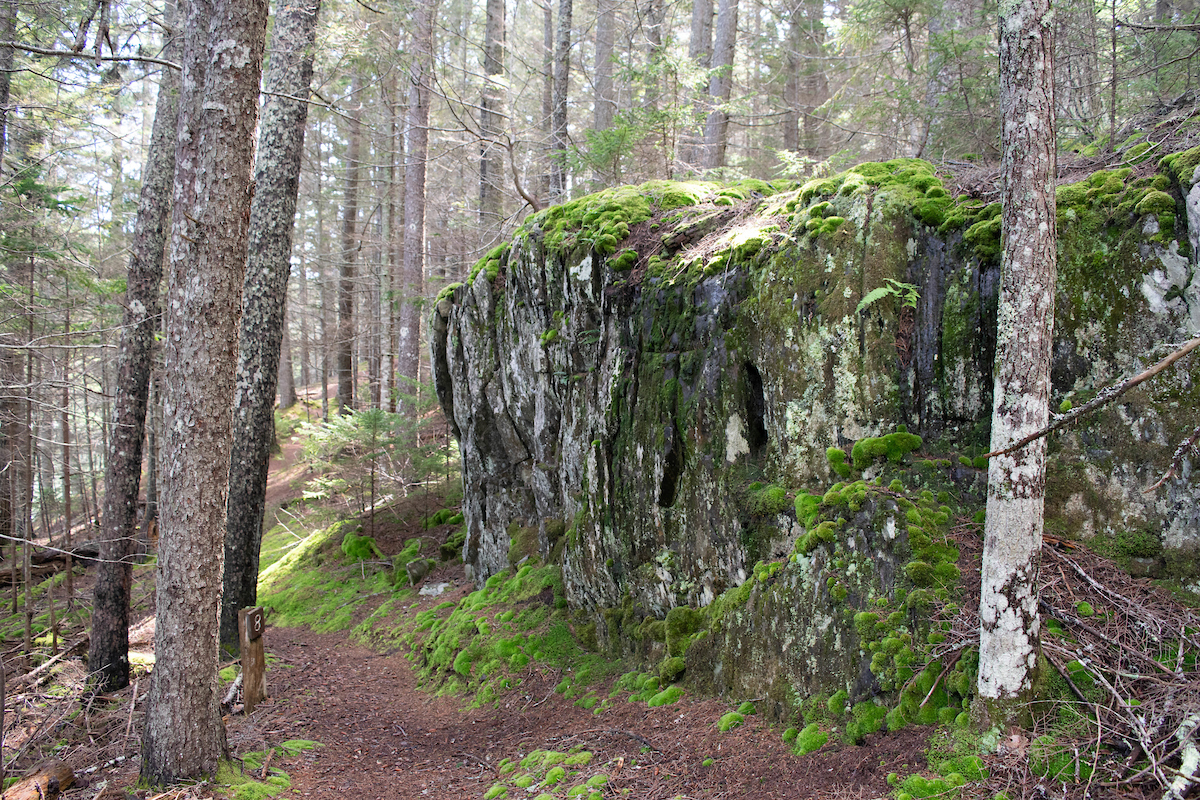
[398,0,435,400]
[0,0,16,176]
[337,78,363,416]
[385,63,403,413]
[219,0,320,653]
[479,0,506,223]
[540,0,554,198]
[59,312,72,605]
[701,0,738,169]
[683,0,713,166]
[974,0,1056,729]
[141,0,268,782]
[88,4,178,694]
[278,299,297,410]
[593,0,616,133]
[549,0,572,200]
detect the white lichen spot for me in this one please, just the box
[725,414,750,463]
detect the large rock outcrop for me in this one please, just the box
[432,155,1200,706]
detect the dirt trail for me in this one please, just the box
[220,425,931,799]
[237,619,929,800]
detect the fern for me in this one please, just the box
[856,278,920,315]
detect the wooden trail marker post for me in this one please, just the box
[238,606,266,713]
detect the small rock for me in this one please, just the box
[419,582,450,597]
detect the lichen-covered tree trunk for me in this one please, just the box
[88,7,179,694]
[974,0,1056,727]
[398,0,434,396]
[219,0,320,652]
[701,0,738,169]
[141,0,267,782]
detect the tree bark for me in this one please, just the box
[398,0,435,399]
[479,0,506,223]
[0,0,16,176]
[593,0,616,134]
[549,0,572,200]
[88,7,179,693]
[701,0,738,169]
[278,299,298,410]
[219,0,320,653]
[337,78,363,416]
[682,0,713,166]
[974,0,1056,729]
[141,0,268,782]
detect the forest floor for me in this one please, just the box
[2,428,939,800]
[3,412,1193,800]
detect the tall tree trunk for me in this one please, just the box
[60,309,72,604]
[219,0,320,653]
[398,0,435,400]
[683,0,713,166]
[0,341,15,584]
[386,65,403,413]
[549,0,572,200]
[540,0,554,198]
[701,0,738,169]
[798,0,828,159]
[0,0,16,175]
[297,249,311,392]
[480,0,506,223]
[974,0,1056,729]
[88,5,179,694]
[278,296,297,409]
[141,0,268,782]
[593,0,616,133]
[337,79,363,416]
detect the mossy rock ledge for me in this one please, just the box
[431,160,1200,705]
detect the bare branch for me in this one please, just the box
[0,41,180,71]
[982,335,1200,460]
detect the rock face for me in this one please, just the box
[432,157,1200,705]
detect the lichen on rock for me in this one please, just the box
[432,154,1200,709]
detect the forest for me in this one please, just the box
[0,0,1199,795]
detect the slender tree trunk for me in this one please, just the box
[60,312,72,605]
[219,0,320,653]
[540,0,554,198]
[278,300,297,410]
[21,266,33,657]
[89,4,179,694]
[480,0,506,223]
[701,0,738,169]
[974,0,1056,729]
[337,78,363,416]
[385,65,403,413]
[0,342,14,602]
[297,249,311,392]
[642,0,664,111]
[398,0,435,401]
[549,0,572,200]
[141,0,268,781]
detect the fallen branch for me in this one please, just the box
[982,335,1200,460]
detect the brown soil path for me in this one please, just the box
[232,608,930,800]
